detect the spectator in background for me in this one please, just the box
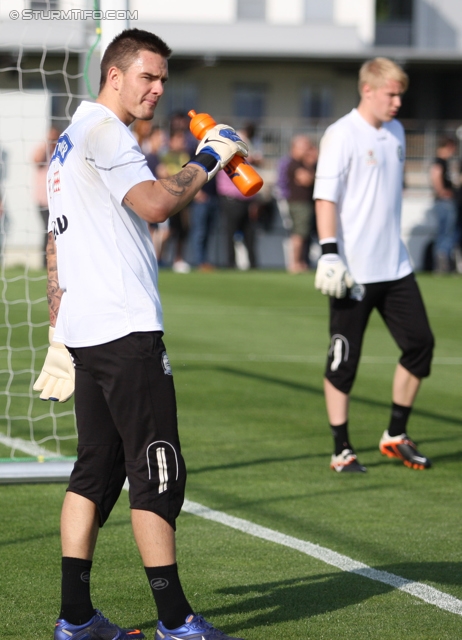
[169,111,197,156]
[189,175,219,271]
[286,135,317,273]
[274,147,293,257]
[455,161,462,273]
[217,126,261,269]
[32,126,60,267]
[217,168,258,269]
[276,152,291,201]
[132,118,153,154]
[430,136,458,273]
[157,129,191,272]
[240,122,264,168]
[145,126,168,257]
[145,125,167,177]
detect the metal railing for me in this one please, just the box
[242,118,462,190]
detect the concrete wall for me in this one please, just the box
[153,61,359,124]
[2,0,462,55]
[130,0,235,23]
[414,0,462,50]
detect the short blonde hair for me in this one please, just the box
[358,57,409,94]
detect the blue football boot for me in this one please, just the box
[155,614,244,639]
[54,609,145,639]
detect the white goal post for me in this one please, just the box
[0,1,123,481]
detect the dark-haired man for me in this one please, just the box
[34,29,246,640]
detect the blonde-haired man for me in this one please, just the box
[313,57,434,473]
[358,56,409,93]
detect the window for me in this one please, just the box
[376,0,412,22]
[165,81,198,117]
[375,0,413,46]
[301,86,333,119]
[30,0,59,8]
[233,83,267,120]
[237,0,266,21]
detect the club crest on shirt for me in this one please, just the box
[349,283,366,301]
[365,149,377,166]
[397,145,404,161]
[161,351,172,375]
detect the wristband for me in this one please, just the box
[321,242,338,255]
[187,151,220,175]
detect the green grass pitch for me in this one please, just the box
[1,269,461,639]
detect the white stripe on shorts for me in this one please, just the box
[156,447,168,493]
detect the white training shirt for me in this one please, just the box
[313,108,412,284]
[47,101,163,347]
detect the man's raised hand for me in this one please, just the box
[189,125,248,180]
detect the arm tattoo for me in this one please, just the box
[46,232,63,327]
[159,165,200,197]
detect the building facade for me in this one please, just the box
[0,0,461,268]
[1,0,462,125]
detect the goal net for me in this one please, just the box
[0,1,104,476]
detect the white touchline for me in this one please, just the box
[182,499,462,617]
[5,438,461,616]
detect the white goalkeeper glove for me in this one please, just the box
[189,125,249,180]
[33,326,75,402]
[315,253,355,298]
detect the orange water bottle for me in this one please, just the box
[188,110,264,197]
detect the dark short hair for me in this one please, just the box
[437,135,457,150]
[99,28,172,92]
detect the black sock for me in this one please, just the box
[59,557,95,625]
[145,563,193,630]
[388,402,412,437]
[331,422,351,455]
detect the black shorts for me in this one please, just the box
[325,273,435,394]
[66,332,186,529]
